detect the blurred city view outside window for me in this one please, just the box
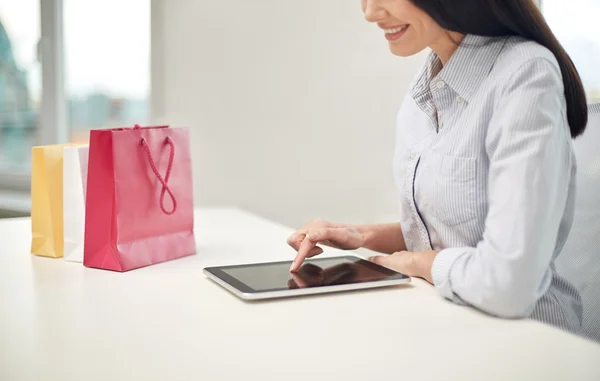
[0,0,149,174]
[0,0,40,173]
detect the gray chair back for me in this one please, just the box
[556,103,600,341]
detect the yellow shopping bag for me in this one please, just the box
[30,144,72,258]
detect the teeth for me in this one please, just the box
[385,25,408,34]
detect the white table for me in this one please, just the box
[1,207,599,381]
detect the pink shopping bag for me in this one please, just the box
[83,125,196,271]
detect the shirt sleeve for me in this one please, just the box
[430,57,573,318]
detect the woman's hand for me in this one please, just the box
[369,250,439,284]
[287,219,366,272]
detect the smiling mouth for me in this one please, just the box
[383,25,409,41]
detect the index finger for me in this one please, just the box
[289,236,316,272]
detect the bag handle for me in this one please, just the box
[110,124,169,132]
[140,133,177,216]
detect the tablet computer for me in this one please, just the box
[203,255,410,300]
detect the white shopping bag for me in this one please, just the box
[63,145,89,262]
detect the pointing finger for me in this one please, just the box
[290,237,316,272]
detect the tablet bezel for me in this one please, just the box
[203,255,411,300]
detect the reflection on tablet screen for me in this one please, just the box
[221,257,399,292]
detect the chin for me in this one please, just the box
[389,45,423,57]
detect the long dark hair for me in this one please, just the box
[411,0,588,138]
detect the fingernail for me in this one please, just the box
[289,261,296,272]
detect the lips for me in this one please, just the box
[382,25,409,41]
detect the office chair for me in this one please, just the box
[556,103,600,342]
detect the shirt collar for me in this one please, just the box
[411,34,509,102]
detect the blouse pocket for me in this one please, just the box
[423,152,479,227]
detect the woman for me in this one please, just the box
[287,0,588,333]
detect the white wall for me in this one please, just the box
[152,0,426,228]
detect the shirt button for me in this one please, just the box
[436,81,445,89]
[456,96,464,103]
[439,121,444,129]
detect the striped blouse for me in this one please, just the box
[394,34,582,333]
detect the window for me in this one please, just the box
[64,0,150,143]
[542,0,600,103]
[0,0,40,174]
[0,0,150,214]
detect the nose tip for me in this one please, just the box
[364,7,385,23]
[364,13,376,23]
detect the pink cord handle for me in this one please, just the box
[140,136,177,215]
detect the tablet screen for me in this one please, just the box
[215,256,407,292]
